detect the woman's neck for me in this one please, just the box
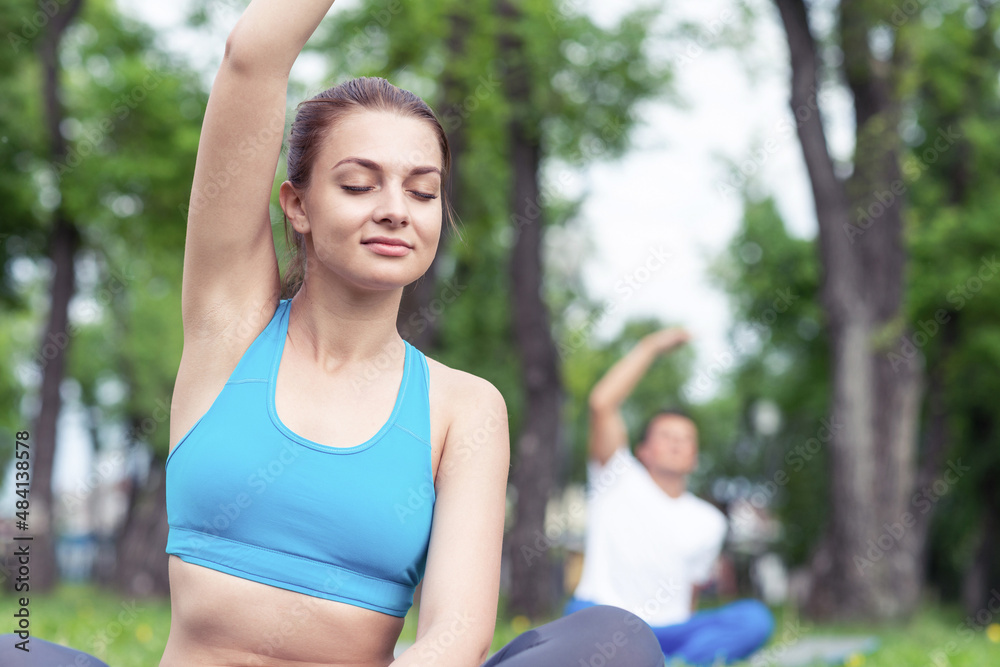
[289,277,404,370]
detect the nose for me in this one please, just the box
[371,184,409,227]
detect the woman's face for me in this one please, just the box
[288,110,444,292]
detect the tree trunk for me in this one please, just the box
[962,499,999,618]
[113,456,171,596]
[910,317,956,577]
[960,406,1000,616]
[30,0,86,593]
[497,0,565,619]
[774,0,923,621]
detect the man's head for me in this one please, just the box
[634,409,699,477]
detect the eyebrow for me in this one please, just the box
[332,157,441,176]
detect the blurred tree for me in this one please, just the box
[1,0,204,594]
[772,0,929,620]
[496,0,566,619]
[25,0,86,593]
[710,197,829,569]
[715,0,1000,623]
[902,1,1000,617]
[59,1,204,595]
[0,1,46,497]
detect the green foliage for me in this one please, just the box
[901,1,1000,600]
[0,0,205,464]
[714,0,1000,587]
[711,197,829,566]
[55,0,204,459]
[0,0,52,469]
[0,0,47,269]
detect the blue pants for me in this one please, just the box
[1,606,665,667]
[564,597,773,666]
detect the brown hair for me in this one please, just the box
[638,408,697,448]
[280,77,454,299]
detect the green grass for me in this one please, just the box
[721,603,1000,666]
[4,585,999,665]
[5,584,172,665]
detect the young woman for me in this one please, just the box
[1,1,665,665]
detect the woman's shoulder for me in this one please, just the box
[424,355,509,478]
[424,355,508,420]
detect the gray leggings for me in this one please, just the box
[482,605,664,666]
[0,636,110,666]
[0,606,664,666]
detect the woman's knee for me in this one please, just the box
[567,604,639,633]
[562,596,599,617]
[570,606,664,667]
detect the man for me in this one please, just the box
[564,327,773,665]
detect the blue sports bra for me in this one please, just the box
[165,298,436,617]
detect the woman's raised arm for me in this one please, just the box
[180,0,337,338]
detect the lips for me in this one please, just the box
[362,237,413,257]
[362,236,412,249]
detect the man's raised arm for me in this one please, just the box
[587,328,690,466]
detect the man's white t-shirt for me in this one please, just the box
[572,447,728,627]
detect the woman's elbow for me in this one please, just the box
[221,24,280,77]
[465,625,494,666]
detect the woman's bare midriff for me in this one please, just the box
[160,557,405,667]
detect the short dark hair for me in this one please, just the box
[640,408,696,444]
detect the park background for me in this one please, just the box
[1,0,1000,664]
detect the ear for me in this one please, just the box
[279,181,310,234]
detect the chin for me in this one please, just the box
[314,247,433,290]
[659,463,696,476]
[335,259,426,289]
[352,275,418,291]
[365,269,430,291]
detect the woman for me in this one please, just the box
[2,1,665,665]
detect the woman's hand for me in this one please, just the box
[223,0,338,76]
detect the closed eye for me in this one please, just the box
[411,191,438,200]
[342,185,373,193]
